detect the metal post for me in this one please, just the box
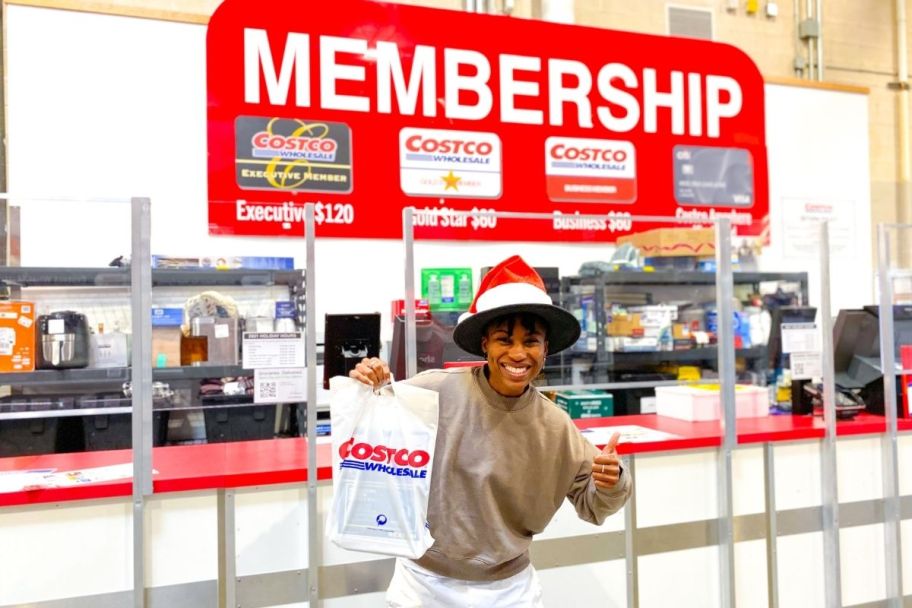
[305,203,321,607]
[877,225,903,606]
[714,218,736,608]
[896,0,912,277]
[403,208,417,379]
[818,221,842,608]
[805,0,815,80]
[764,443,779,608]
[217,489,237,608]
[130,197,152,608]
[624,455,639,608]
[815,0,823,80]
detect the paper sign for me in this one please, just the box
[0,463,157,493]
[781,322,820,354]
[790,352,823,380]
[242,332,306,369]
[579,424,680,446]
[254,368,306,404]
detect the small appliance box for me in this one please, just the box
[555,390,614,419]
[151,307,183,368]
[191,316,239,365]
[655,384,769,421]
[0,301,35,372]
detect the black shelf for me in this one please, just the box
[153,365,256,380]
[0,367,132,386]
[604,345,767,364]
[0,267,303,288]
[0,358,327,387]
[563,271,807,286]
[563,345,766,362]
[0,365,258,386]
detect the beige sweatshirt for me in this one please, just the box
[405,366,632,582]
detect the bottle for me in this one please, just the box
[440,274,455,304]
[426,273,441,306]
[457,273,472,306]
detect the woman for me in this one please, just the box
[351,255,631,607]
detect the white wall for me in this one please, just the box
[4,6,872,339]
[762,83,873,312]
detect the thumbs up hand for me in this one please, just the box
[592,431,622,489]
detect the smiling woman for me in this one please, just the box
[349,255,632,608]
[480,314,549,397]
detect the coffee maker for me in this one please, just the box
[36,311,90,369]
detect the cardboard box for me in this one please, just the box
[617,227,715,258]
[151,307,183,368]
[606,313,642,337]
[655,384,769,421]
[555,390,614,419]
[0,301,35,372]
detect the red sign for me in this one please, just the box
[206,0,768,240]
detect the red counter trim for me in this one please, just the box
[1,413,908,507]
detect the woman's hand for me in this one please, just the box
[592,432,622,489]
[349,357,391,389]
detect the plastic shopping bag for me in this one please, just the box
[327,376,439,558]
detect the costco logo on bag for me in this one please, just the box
[339,438,431,479]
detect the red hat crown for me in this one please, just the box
[468,255,550,314]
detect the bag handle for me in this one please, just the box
[374,373,396,396]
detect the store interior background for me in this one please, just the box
[1,0,888,339]
[0,2,908,607]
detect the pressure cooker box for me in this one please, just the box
[0,301,35,372]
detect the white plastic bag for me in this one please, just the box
[327,376,439,558]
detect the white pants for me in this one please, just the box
[386,558,544,608]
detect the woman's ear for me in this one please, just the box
[481,335,488,356]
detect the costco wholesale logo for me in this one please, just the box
[399,128,502,198]
[338,437,430,479]
[545,137,637,204]
[251,131,339,161]
[234,116,353,194]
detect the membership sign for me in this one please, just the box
[206,0,768,241]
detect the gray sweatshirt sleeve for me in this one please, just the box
[565,438,633,525]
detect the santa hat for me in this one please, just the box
[452,255,581,357]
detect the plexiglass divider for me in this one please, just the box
[195,200,317,607]
[401,206,745,606]
[818,220,842,608]
[0,194,141,606]
[876,223,908,605]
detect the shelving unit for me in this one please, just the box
[549,271,809,400]
[0,266,312,450]
[1,267,304,288]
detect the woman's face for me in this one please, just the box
[481,317,548,397]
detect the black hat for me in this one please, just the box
[452,255,581,357]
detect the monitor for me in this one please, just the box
[832,307,906,416]
[323,313,381,389]
[833,309,879,385]
[767,305,818,370]
[862,304,912,360]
